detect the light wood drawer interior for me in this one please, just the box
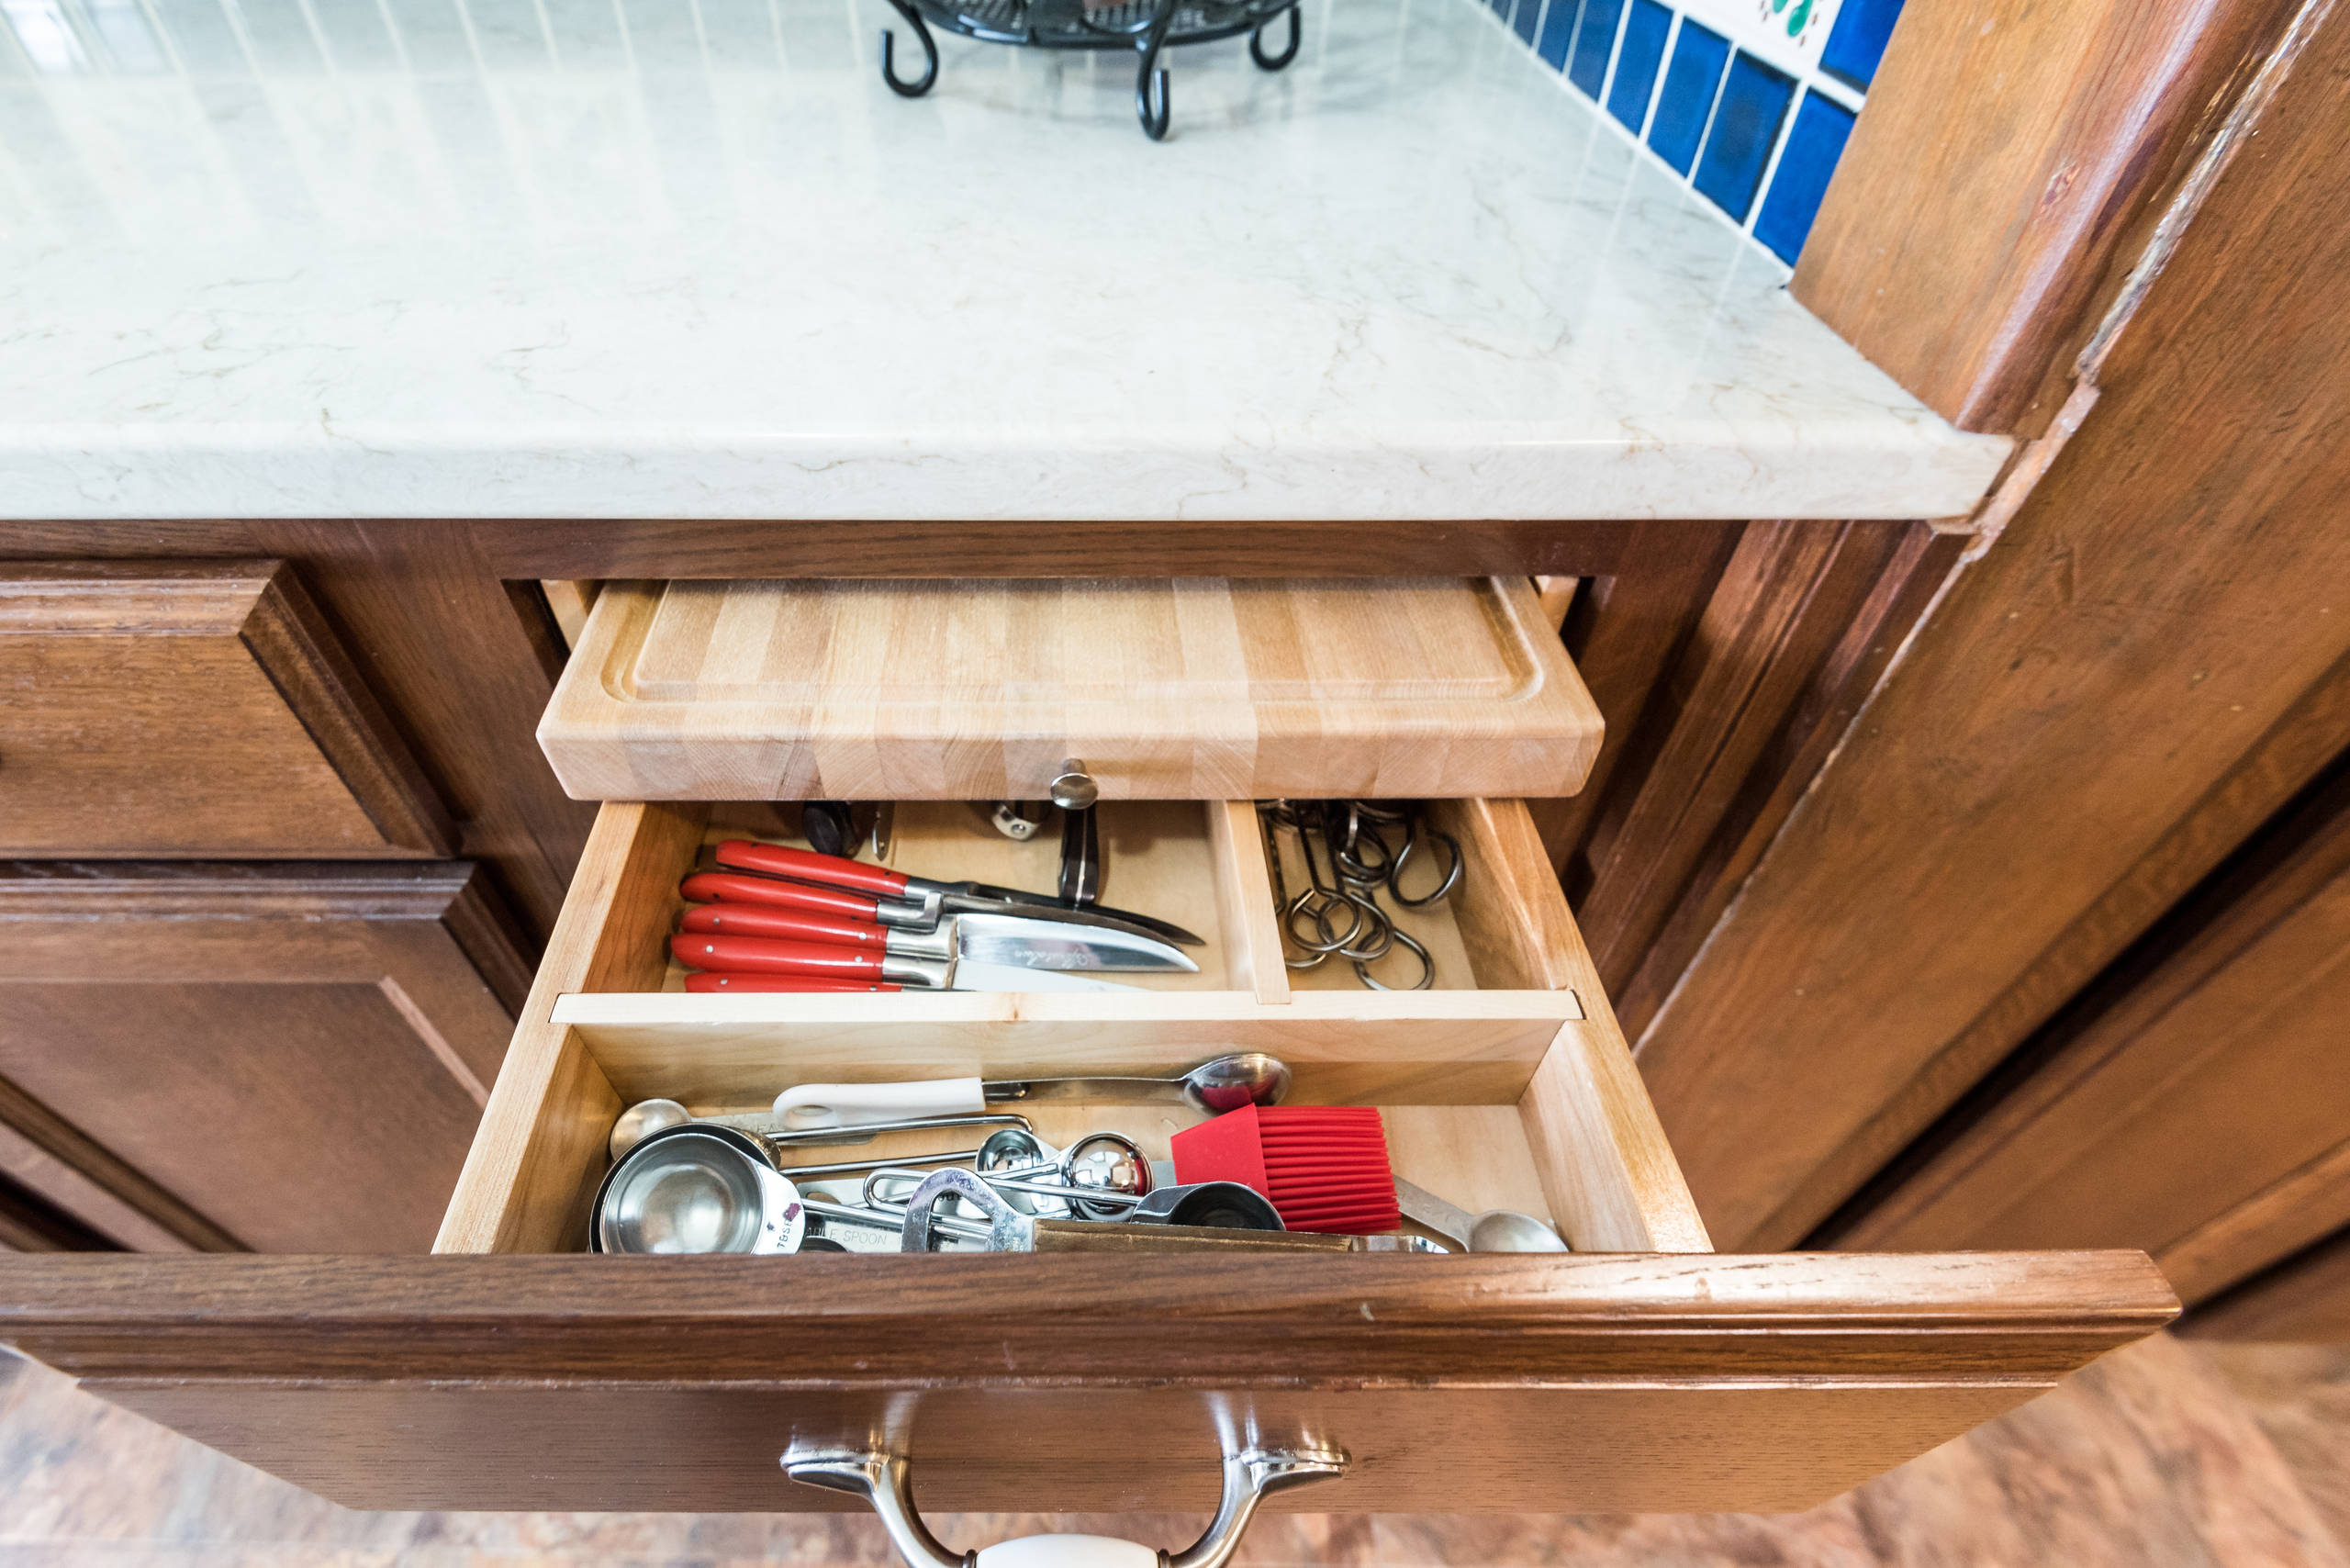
[438,796,1710,1257]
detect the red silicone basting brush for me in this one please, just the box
[1169,1103,1401,1235]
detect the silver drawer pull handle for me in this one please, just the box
[785,1442,1348,1568]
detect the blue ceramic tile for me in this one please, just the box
[1532,0,1570,67]
[1536,0,1580,69]
[1819,0,1902,88]
[1566,0,1623,97]
[1692,50,1794,221]
[1513,0,1544,45]
[1606,0,1671,131]
[1646,19,1727,174]
[1752,88,1855,262]
[1489,0,1513,22]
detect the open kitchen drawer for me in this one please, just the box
[0,793,2177,1522]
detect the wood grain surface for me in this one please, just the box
[1637,0,2350,1250]
[0,1173,113,1253]
[1795,0,2297,435]
[0,533,595,941]
[1604,524,1961,1039]
[0,520,1672,582]
[1562,523,1962,1019]
[0,560,452,858]
[0,1250,2174,1514]
[2185,1229,2350,1341]
[540,577,1603,802]
[558,1001,1582,1110]
[448,795,1686,1255]
[1528,523,1740,872]
[0,862,525,1253]
[1828,761,2350,1305]
[434,802,699,1254]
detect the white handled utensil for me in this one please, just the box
[775,1051,1292,1129]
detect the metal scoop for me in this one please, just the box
[1394,1177,1568,1253]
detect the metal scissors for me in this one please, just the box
[1258,801,1461,990]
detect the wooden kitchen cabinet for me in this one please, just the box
[0,861,529,1254]
[2185,1226,2350,1341]
[0,561,453,860]
[0,584,2177,1520]
[1830,763,2350,1305]
[0,0,2333,1529]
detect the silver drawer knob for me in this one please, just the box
[1048,757,1099,812]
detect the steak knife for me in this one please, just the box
[670,932,1146,992]
[677,901,1195,973]
[709,841,1204,947]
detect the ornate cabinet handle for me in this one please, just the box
[785,1442,1348,1568]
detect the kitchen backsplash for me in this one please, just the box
[1484,0,1903,264]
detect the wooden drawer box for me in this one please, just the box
[0,793,2176,1519]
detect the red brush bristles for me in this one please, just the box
[1169,1104,1400,1235]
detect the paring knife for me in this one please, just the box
[677,901,1195,973]
[710,842,1204,947]
[670,932,1146,992]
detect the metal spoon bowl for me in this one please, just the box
[610,1097,692,1161]
[1467,1209,1569,1253]
[1178,1052,1292,1113]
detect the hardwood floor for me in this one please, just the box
[1,1335,2343,1566]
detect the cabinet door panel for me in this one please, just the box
[0,863,523,1252]
[1840,769,2350,1305]
[0,561,451,857]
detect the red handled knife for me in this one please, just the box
[677,901,1194,973]
[708,842,1203,947]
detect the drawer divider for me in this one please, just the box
[1208,801,1292,1005]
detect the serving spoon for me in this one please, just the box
[771,1051,1292,1129]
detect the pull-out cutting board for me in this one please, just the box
[538,577,1603,801]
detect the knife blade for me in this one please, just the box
[709,842,1205,947]
[670,932,1146,992]
[677,901,1195,972]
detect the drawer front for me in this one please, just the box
[536,577,1603,802]
[0,1249,2173,1515]
[0,793,2177,1518]
[0,561,451,858]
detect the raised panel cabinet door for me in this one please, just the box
[0,862,529,1253]
[1836,765,2350,1305]
[0,560,453,857]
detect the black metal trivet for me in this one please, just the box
[877,0,1303,140]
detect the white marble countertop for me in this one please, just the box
[0,0,2007,521]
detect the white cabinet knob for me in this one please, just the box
[976,1535,1158,1568]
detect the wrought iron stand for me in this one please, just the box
[877,0,1303,140]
